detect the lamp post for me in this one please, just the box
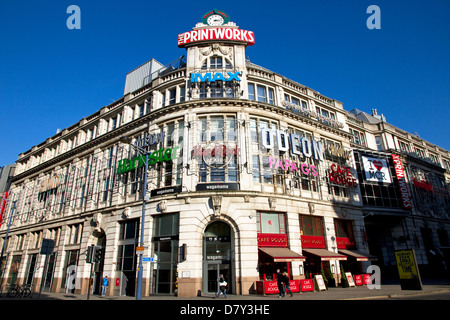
[119,136,149,300]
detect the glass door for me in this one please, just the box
[206,262,230,294]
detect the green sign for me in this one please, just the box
[117,146,180,174]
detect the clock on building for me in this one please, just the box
[202,9,230,26]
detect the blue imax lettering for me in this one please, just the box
[190,71,242,83]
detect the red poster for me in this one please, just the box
[300,279,314,292]
[263,280,300,294]
[354,274,363,286]
[116,278,120,286]
[363,274,372,285]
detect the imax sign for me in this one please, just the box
[190,71,242,83]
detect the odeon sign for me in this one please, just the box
[259,129,324,161]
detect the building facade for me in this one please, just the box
[347,109,450,279]
[0,11,449,297]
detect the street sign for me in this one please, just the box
[143,257,156,262]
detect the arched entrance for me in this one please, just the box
[202,221,234,295]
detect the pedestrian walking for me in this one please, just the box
[276,269,285,298]
[283,272,293,297]
[101,276,109,296]
[217,274,227,299]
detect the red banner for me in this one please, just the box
[392,154,412,209]
[354,274,363,286]
[301,235,326,248]
[363,274,372,285]
[262,280,300,294]
[336,237,356,249]
[0,191,8,226]
[300,279,314,292]
[257,233,288,247]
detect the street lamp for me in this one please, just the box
[118,136,150,300]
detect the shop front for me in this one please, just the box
[256,212,305,294]
[299,214,347,285]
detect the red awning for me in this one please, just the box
[302,248,347,261]
[338,249,377,261]
[259,247,306,262]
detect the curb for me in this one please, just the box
[342,288,450,300]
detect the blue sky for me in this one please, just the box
[0,0,449,167]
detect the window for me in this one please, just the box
[375,136,384,151]
[30,231,42,249]
[256,212,286,234]
[119,219,139,240]
[248,83,275,105]
[15,234,25,251]
[414,147,425,159]
[299,215,324,237]
[335,219,354,239]
[350,128,366,146]
[210,56,223,69]
[248,84,255,100]
[168,88,176,105]
[179,86,185,102]
[257,85,266,103]
[67,224,82,244]
[354,151,402,208]
[399,140,410,152]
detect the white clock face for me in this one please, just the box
[207,14,224,26]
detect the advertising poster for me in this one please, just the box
[395,249,422,290]
[361,155,392,183]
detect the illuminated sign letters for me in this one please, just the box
[117,146,179,175]
[190,71,242,83]
[259,129,324,162]
[178,27,255,47]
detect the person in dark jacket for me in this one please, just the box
[283,272,293,297]
[276,269,285,298]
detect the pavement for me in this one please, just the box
[2,279,450,301]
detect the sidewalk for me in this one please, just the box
[3,280,450,301]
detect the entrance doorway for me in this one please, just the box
[203,221,233,295]
[207,262,230,293]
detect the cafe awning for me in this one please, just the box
[338,249,377,261]
[258,247,306,262]
[302,248,347,261]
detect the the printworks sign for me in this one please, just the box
[117,146,180,174]
[177,10,255,47]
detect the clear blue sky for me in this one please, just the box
[0,0,449,167]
